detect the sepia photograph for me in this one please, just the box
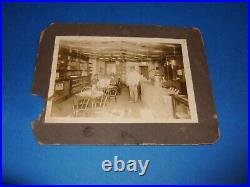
[45,36,198,123]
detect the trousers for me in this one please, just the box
[129,85,138,102]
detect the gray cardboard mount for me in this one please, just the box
[32,24,219,145]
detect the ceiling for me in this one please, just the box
[59,40,182,62]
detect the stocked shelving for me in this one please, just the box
[53,47,91,102]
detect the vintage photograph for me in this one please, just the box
[45,36,198,123]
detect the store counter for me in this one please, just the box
[140,81,174,119]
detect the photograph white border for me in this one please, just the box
[45,36,198,124]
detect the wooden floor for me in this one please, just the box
[51,86,190,121]
[51,86,147,119]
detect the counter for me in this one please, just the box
[140,81,174,119]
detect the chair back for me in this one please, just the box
[81,86,91,93]
[102,92,109,107]
[73,95,90,116]
[109,86,118,97]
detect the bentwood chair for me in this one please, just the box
[72,95,90,116]
[81,86,91,93]
[94,92,109,110]
[107,86,118,102]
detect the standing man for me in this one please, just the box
[126,66,141,103]
[91,74,99,85]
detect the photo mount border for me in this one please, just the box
[32,24,219,145]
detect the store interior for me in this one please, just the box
[50,40,191,121]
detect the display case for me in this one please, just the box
[53,47,91,102]
[172,95,191,119]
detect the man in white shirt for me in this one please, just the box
[126,66,141,103]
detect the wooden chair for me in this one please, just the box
[72,95,90,116]
[107,86,118,102]
[94,92,109,110]
[81,86,91,93]
[116,78,122,95]
[102,92,109,108]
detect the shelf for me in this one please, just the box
[57,69,82,72]
[70,76,86,80]
[57,47,91,97]
[55,78,70,81]
[72,83,83,87]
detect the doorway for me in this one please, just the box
[139,66,149,80]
